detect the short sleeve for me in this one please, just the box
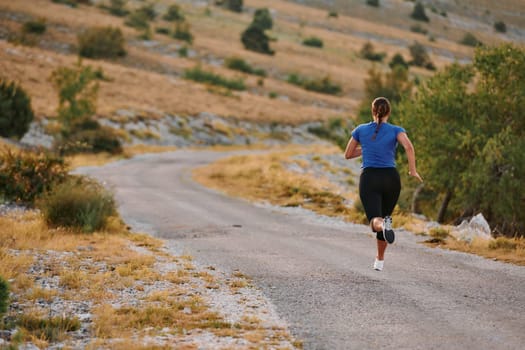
[394,125,406,136]
[351,126,360,142]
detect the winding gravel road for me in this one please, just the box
[80,150,525,350]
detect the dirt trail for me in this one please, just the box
[79,150,525,350]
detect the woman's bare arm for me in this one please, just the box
[397,132,423,182]
[344,137,362,159]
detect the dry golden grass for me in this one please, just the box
[193,144,365,223]
[424,235,525,266]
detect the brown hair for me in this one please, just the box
[371,97,391,140]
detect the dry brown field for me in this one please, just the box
[0,0,522,124]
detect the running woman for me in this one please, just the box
[344,97,423,271]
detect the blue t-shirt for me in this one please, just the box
[351,122,406,168]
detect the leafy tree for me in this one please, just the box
[253,8,273,30]
[360,42,385,62]
[163,4,184,22]
[411,2,429,22]
[389,53,409,70]
[50,61,98,129]
[397,44,525,235]
[356,65,412,124]
[397,64,474,222]
[408,42,435,70]
[366,0,380,7]
[0,78,34,140]
[241,24,273,55]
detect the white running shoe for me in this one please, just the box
[383,216,395,244]
[373,258,384,271]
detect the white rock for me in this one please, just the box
[451,213,492,242]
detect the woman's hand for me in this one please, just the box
[409,170,423,183]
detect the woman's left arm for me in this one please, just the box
[344,137,362,159]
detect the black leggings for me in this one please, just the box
[359,167,401,240]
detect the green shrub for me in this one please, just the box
[302,36,323,48]
[125,9,150,30]
[58,118,122,155]
[137,3,156,20]
[38,176,116,233]
[389,53,409,69]
[366,0,380,7]
[0,276,8,316]
[287,74,341,95]
[22,18,47,34]
[178,46,188,57]
[172,21,193,44]
[327,10,338,18]
[494,21,507,33]
[241,24,274,55]
[224,57,266,77]
[408,42,435,70]
[223,0,243,13]
[411,2,429,22]
[163,4,185,21]
[0,148,68,205]
[155,27,170,35]
[460,32,482,47]
[51,0,80,7]
[78,26,126,59]
[105,0,129,17]
[410,24,428,34]
[184,66,245,90]
[0,78,34,140]
[360,42,385,62]
[252,8,273,30]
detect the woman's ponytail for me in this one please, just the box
[371,97,391,140]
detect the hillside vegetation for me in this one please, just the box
[0,0,521,125]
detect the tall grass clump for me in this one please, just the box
[17,313,81,342]
[38,176,116,233]
[0,148,68,205]
[78,26,126,59]
[184,66,245,91]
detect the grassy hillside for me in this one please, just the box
[0,0,522,125]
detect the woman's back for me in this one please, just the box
[351,122,405,168]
